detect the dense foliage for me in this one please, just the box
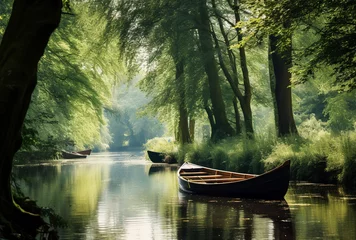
[1,2,125,161]
[1,0,356,174]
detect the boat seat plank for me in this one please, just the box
[180,171,208,176]
[190,178,244,182]
[183,175,223,179]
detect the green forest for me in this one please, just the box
[0,0,356,239]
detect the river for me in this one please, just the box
[13,151,356,240]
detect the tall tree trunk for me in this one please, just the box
[268,42,279,133]
[177,105,191,144]
[197,0,234,141]
[204,105,216,138]
[269,34,298,136]
[189,118,195,142]
[175,60,191,145]
[232,0,254,137]
[0,0,62,233]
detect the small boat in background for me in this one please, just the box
[75,149,92,155]
[178,160,290,199]
[147,150,177,164]
[61,150,87,159]
[147,150,165,163]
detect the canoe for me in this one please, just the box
[177,160,290,199]
[61,150,87,159]
[147,150,165,163]
[75,149,92,155]
[147,150,177,164]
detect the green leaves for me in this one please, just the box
[18,1,123,153]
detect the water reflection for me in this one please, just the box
[145,163,178,176]
[13,152,356,240]
[286,183,356,240]
[177,193,294,240]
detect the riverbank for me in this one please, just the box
[145,134,356,189]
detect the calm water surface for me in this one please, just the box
[14,151,356,240]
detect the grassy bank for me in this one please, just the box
[145,132,356,189]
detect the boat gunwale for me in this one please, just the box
[178,160,290,185]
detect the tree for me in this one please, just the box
[23,2,121,152]
[0,0,62,236]
[210,0,254,137]
[197,0,235,140]
[247,0,356,89]
[243,0,299,136]
[269,32,298,136]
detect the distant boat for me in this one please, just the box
[61,150,87,159]
[177,160,290,199]
[147,150,165,163]
[147,150,177,164]
[75,149,92,155]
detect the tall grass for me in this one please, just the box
[339,134,356,188]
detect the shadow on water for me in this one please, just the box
[176,192,295,240]
[145,163,179,176]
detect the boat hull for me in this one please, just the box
[61,151,87,159]
[76,149,92,155]
[147,150,165,163]
[178,161,290,199]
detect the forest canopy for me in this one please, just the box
[0,0,355,159]
[1,0,355,159]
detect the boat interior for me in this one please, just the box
[179,167,257,184]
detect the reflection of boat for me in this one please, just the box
[147,150,177,164]
[145,164,179,175]
[76,149,92,155]
[177,192,295,240]
[61,151,87,159]
[178,160,290,199]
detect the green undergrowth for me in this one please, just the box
[145,132,356,188]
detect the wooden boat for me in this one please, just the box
[147,150,165,163]
[147,150,177,164]
[75,149,92,155]
[177,160,290,199]
[61,150,87,159]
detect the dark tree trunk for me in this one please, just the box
[197,0,234,141]
[177,105,191,144]
[268,42,279,133]
[269,34,298,137]
[0,0,62,233]
[189,118,195,142]
[175,60,191,145]
[204,105,216,138]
